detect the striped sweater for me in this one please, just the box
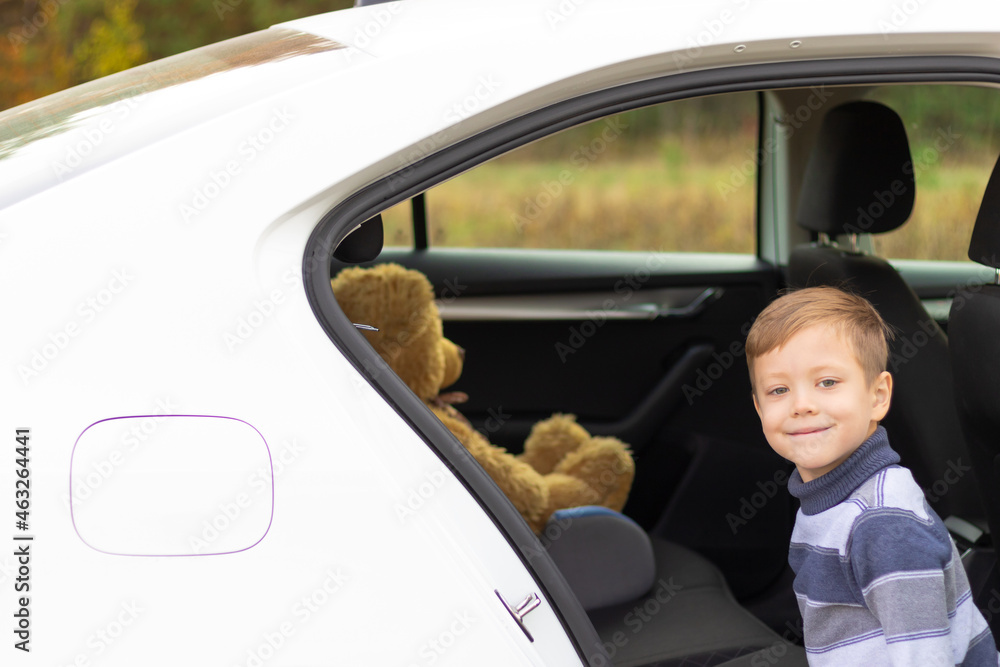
[787,426,998,666]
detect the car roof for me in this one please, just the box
[3,0,1000,213]
[282,0,1000,63]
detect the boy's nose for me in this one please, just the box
[791,392,817,416]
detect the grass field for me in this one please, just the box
[381,137,996,263]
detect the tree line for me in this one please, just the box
[1,0,352,111]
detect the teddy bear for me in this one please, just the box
[330,262,635,533]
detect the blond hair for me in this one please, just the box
[746,287,894,393]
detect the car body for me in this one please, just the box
[3,0,1000,664]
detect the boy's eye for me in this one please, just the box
[769,386,788,396]
[819,379,837,388]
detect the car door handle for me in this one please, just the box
[614,287,722,319]
[437,287,722,321]
[495,589,541,642]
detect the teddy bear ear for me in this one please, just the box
[332,215,384,264]
[440,338,464,389]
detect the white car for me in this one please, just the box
[4,0,1000,664]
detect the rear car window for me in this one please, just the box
[382,91,759,254]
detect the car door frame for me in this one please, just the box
[304,54,1000,662]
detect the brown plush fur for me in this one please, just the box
[331,263,635,533]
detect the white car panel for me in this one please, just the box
[3,0,1000,664]
[0,47,581,663]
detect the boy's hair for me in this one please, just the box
[746,286,894,393]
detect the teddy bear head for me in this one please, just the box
[331,263,463,401]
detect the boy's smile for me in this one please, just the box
[752,324,892,482]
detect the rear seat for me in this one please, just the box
[543,508,806,666]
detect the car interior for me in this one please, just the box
[316,80,1000,666]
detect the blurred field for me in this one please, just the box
[875,162,991,261]
[383,138,995,262]
[423,154,755,253]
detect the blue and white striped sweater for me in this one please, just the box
[787,427,998,666]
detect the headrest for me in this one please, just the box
[332,214,384,264]
[796,101,914,236]
[969,153,1000,269]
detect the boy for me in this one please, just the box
[745,286,998,665]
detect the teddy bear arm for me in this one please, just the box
[552,437,635,513]
[431,405,551,532]
[519,413,592,474]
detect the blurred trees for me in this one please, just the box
[0,0,353,111]
[72,0,147,81]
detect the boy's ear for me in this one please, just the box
[752,390,762,418]
[871,371,893,421]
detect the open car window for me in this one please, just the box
[381,92,759,255]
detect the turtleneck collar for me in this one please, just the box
[786,426,900,515]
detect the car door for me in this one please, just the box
[323,71,1000,613]
[304,15,1000,656]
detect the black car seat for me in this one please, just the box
[788,100,982,522]
[543,508,807,666]
[948,153,1000,636]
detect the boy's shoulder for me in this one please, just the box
[845,465,953,563]
[792,464,934,551]
[845,466,956,576]
[850,463,930,518]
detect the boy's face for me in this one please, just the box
[752,324,892,482]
